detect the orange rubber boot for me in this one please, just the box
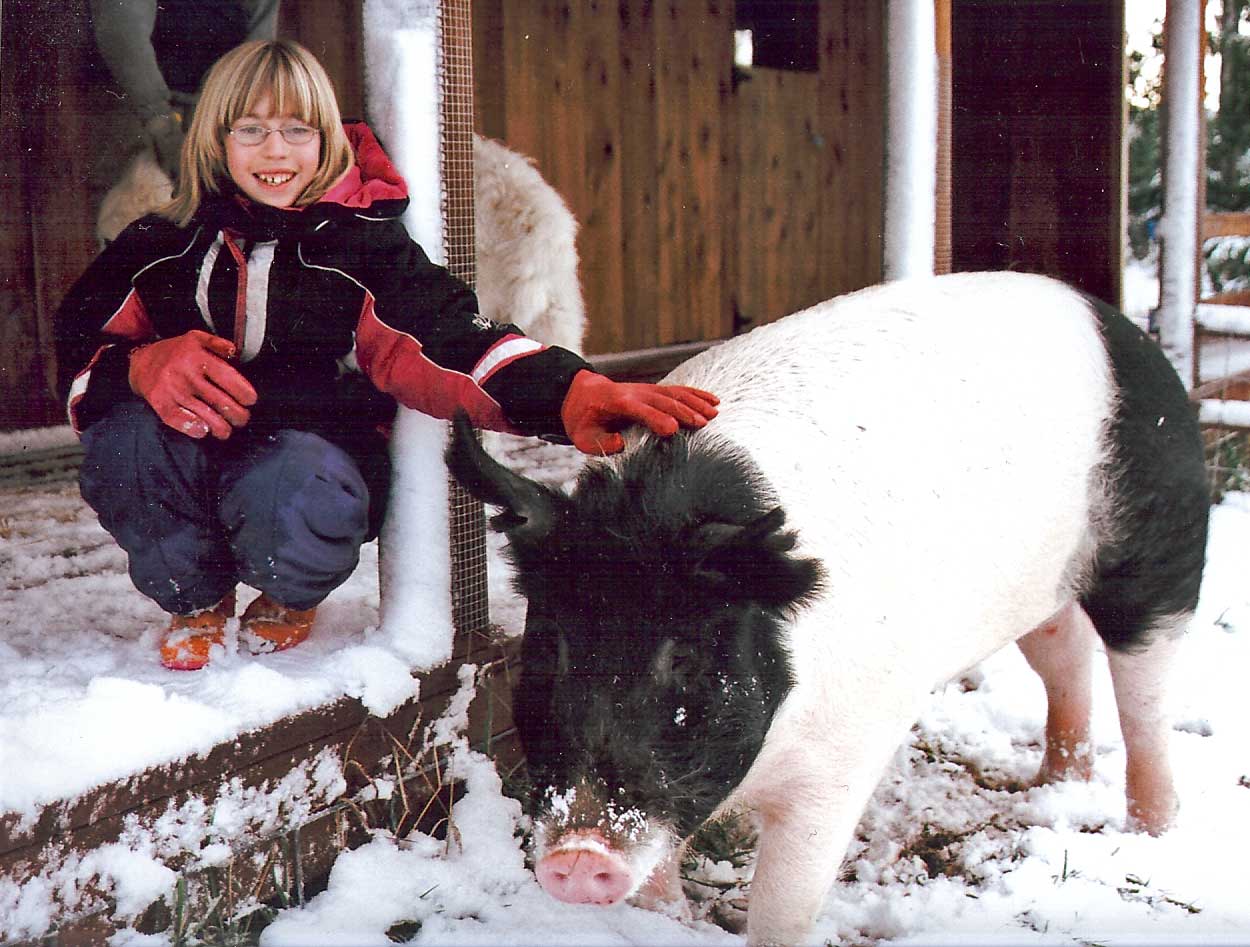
[240,592,316,654]
[160,590,236,671]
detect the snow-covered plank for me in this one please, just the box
[0,630,506,860]
[1195,303,1250,338]
[1198,398,1250,431]
[1197,335,1250,386]
[0,641,521,942]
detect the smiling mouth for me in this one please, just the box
[256,172,296,187]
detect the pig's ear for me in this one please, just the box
[445,411,562,543]
[691,507,824,611]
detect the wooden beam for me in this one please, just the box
[1201,212,1250,241]
[589,340,717,383]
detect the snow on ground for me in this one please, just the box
[2,422,1249,945]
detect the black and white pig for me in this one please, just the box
[445,271,1209,946]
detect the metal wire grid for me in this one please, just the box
[438,0,491,643]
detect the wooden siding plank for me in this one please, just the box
[819,0,885,297]
[580,0,628,353]
[950,0,1123,305]
[687,0,734,342]
[653,0,688,344]
[543,1,589,245]
[278,0,365,118]
[618,0,662,352]
[498,3,547,162]
[473,0,507,138]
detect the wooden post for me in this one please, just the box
[934,0,952,276]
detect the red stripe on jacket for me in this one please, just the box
[67,289,156,431]
[354,296,521,434]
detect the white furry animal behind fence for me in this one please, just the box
[471,134,585,353]
[96,135,587,354]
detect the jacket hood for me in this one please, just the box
[319,121,410,215]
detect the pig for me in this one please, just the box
[445,271,1209,946]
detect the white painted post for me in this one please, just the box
[365,0,457,669]
[1156,0,1202,385]
[884,0,939,282]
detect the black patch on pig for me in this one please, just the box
[1079,296,1209,652]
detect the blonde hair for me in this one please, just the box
[162,40,354,226]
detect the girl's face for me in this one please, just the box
[224,93,321,209]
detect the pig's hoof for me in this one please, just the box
[1126,795,1178,836]
[1033,745,1094,786]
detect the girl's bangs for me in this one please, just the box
[232,54,321,127]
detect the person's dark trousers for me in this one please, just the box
[79,399,372,615]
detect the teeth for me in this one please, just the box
[257,173,295,186]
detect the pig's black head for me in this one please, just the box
[446,413,824,843]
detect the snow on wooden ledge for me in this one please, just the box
[1196,303,1250,338]
[0,624,522,942]
[1199,398,1250,431]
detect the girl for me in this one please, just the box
[55,40,717,671]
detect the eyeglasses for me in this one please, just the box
[227,124,320,146]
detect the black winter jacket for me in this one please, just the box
[55,122,590,467]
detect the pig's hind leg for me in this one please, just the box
[1103,624,1186,834]
[1018,604,1188,834]
[1016,602,1098,784]
[1075,471,1205,835]
[1078,293,1210,834]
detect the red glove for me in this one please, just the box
[128,330,258,440]
[560,369,719,455]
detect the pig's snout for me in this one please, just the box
[536,840,633,906]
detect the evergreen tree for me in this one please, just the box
[1128,3,1250,286]
[1127,20,1164,258]
[1205,0,1250,292]
[1207,0,1250,212]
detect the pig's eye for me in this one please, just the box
[652,638,676,685]
[522,623,570,678]
[651,637,700,689]
[556,633,570,677]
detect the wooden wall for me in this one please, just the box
[2,0,894,427]
[474,0,737,354]
[950,0,1125,307]
[473,0,886,356]
[0,1,103,430]
[735,3,886,328]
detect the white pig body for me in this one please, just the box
[648,272,1113,941]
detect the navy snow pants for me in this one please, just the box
[80,400,375,615]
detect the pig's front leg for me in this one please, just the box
[742,716,912,946]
